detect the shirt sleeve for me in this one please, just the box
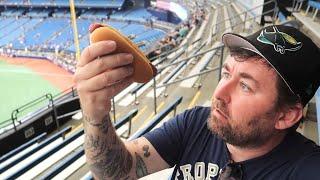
[143,108,196,167]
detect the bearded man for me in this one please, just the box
[75,25,320,180]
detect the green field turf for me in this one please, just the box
[0,60,60,128]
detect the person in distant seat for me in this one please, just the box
[276,0,292,17]
[75,25,320,179]
[179,25,189,38]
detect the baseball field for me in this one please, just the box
[0,57,74,128]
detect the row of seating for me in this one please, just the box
[112,7,153,21]
[306,0,320,20]
[1,0,126,8]
[0,16,165,53]
[0,6,157,24]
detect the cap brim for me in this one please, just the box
[222,33,262,56]
[222,33,295,94]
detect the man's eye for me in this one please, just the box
[221,72,230,79]
[240,82,251,92]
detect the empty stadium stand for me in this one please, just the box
[0,108,140,179]
[0,17,165,52]
[0,0,126,8]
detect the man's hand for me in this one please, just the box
[74,40,134,121]
[75,25,170,179]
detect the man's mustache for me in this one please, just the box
[212,100,230,118]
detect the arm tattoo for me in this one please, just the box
[90,147,133,179]
[142,145,150,158]
[83,114,133,179]
[135,152,148,178]
[84,134,107,159]
[83,114,109,134]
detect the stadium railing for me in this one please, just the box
[133,40,216,110]
[180,42,221,88]
[129,96,182,140]
[129,35,200,104]
[0,87,79,157]
[156,44,225,89]
[129,37,203,105]
[0,87,77,132]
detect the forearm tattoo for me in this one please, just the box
[83,114,133,179]
[143,145,150,158]
[83,114,109,134]
[135,152,148,178]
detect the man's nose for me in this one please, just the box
[213,79,232,103]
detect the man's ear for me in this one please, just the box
[275,104,303,130]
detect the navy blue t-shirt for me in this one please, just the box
[143,106,320,180]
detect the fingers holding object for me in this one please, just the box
[77,65,134,92]
[81,77,133,115]
[78,41,116,67]
[75,53,134,81]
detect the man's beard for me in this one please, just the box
[207,100,279,148]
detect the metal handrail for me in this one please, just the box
[149,37,201,62]
[52,86,77,99]
[154,44,225,90]
[0,86,77,133]
[10,93,53,131]
[156,66,221,89]
[158,44,224,71]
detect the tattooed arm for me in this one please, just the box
[83,114,132,179]
[75,38,170,180]
[83,114,170,180]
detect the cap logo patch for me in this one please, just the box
[257,26,302,54]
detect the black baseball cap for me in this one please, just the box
[222,25,320,107]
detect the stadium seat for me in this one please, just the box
[306,0,320,20]
[0,132,47,164]
[0,126,71,175]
